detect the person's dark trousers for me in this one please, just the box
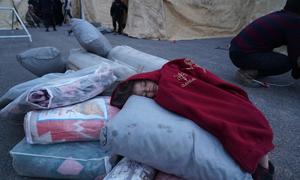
[43,13,57,31]
[229,49,292,76]
[112,16,124,33]
[53,0,63,26]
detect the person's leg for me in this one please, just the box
[43,15,50,32]
[51,14,57,31]
[259,155,269,169]
[63,9,67,23]
[229,50,292,76]
[253,154,275,180]
[112,18,117,32]
[67,9,72,19]
[117,17,123,34]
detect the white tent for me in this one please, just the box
[0,0,286,40]
[0,0,27,29]
[78,0,285,40]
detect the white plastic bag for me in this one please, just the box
[0,66,116,121]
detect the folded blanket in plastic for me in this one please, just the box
[10,138,117,180]
[0,65,116,121]
[25,96,119,144]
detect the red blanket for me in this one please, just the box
[111,58,274,173]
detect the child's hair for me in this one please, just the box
[284,0,300,15]
[110,80,135,108]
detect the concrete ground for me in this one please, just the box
[0,25,299,180]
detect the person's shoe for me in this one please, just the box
[67,29,73,36]
[45,28,49,32]
[53,28,57,31]
[235,69,259,87]
[252,161,275,180]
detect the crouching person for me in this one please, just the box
[229,0,300,86]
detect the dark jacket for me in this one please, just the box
[39,0,55,15]
[110,0,127,19]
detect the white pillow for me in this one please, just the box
[70,18,112,57]
[107,45,168,72]
[0,66,116,121]
[16,47,65,77]
[100,96,252,180]
[67,48,137,80]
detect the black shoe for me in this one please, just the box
[67,30,73,36]
[46,29,49,32]
[252,162,275,180]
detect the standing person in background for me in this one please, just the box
[110,0,128,34]
[39,0,57,31]
[53,0,64,26]
[229,0,300,86]
[63,0,73,24]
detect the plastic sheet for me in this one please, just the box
[10,138,117,179]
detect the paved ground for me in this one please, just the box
[0,25,299,180]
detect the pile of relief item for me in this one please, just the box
[0,18,253,180]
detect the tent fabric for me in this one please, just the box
[124,0,167,39]
[81,0,114,27]
[0,0,27,29]
[124,0,285,40]
[0,0,286,40]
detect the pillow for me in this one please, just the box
[107,45,168,72]
[70,18,112,57]
[25,96,120,144]
[16,47,66,77]
[67,48,137,80]
[100,96,252,180]
[0,73,63,110]
[10,138,117,179]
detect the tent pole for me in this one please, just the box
[11,9,14,30]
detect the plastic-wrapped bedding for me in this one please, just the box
[10,138,117,180]
[103,157,156,180]
[0,66,101,109]
[0,65,116,121]
[25,96,120,144]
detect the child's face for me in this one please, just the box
[132,80,158,98]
